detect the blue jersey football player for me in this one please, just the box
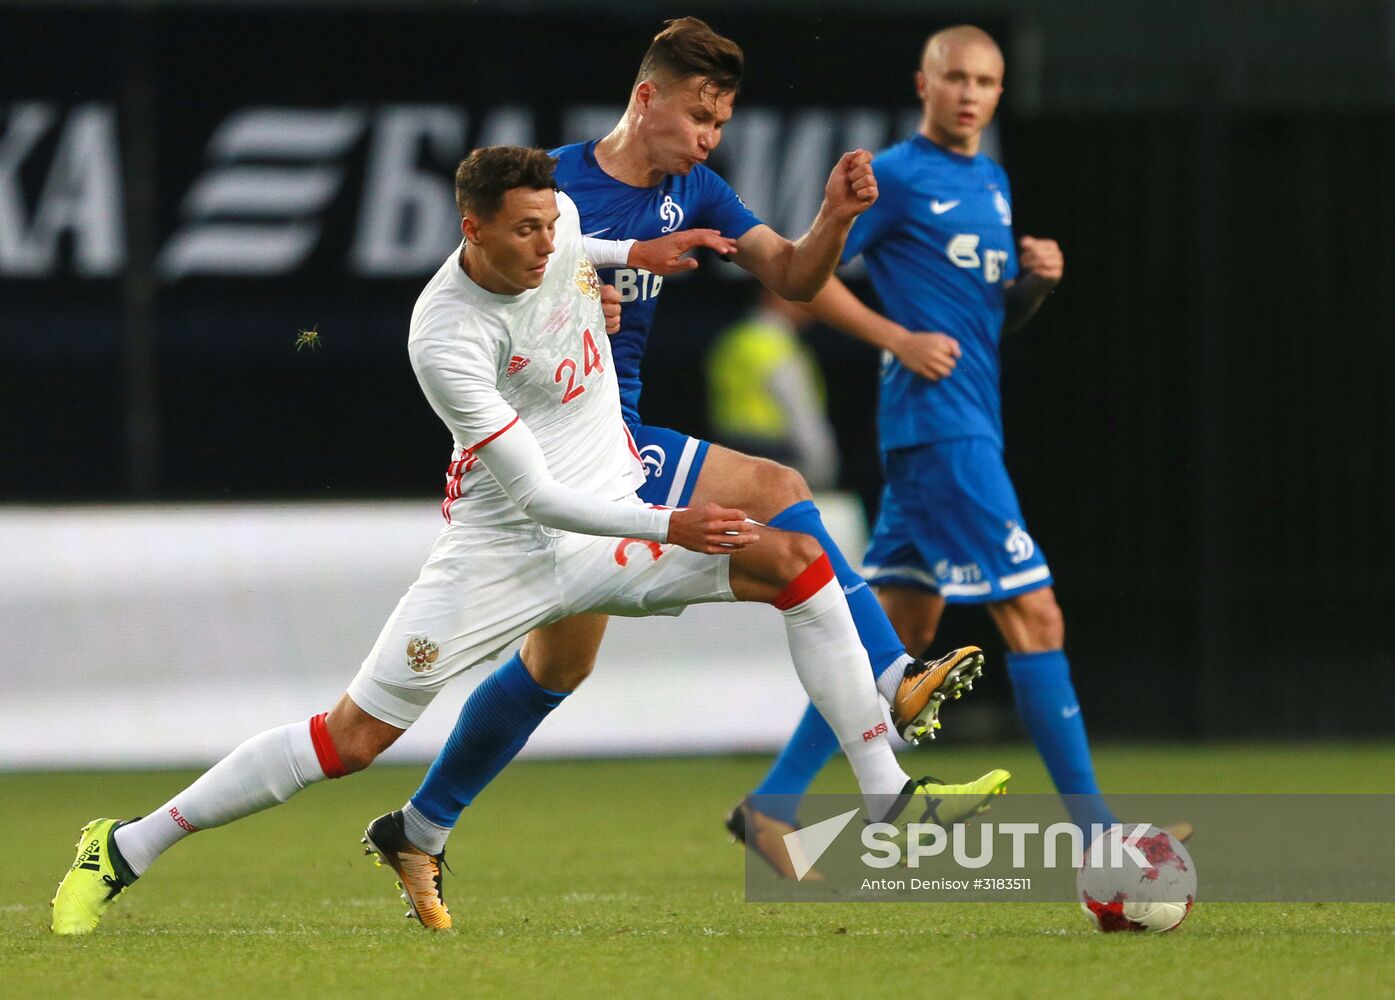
[808,25,1115,830]
[398,17,1004,881]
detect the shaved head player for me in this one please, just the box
[807,25,1129,835]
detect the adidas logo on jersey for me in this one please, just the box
[506,355,531,377]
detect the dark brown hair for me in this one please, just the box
[636,17,743,96]
[454,146,558,219]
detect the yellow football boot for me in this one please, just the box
[882,769,1012,828]
[51,818,138,935]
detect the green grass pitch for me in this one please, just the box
[4,744,1393,998]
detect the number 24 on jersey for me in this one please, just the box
[554,328,605,404]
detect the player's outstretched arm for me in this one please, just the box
[1003,235,1063,333]
[583,230,735,277]
[732,150,878,301]
[417,340,669,542]
[628,229,737,275]
[474,419,758,554]
[665,503,759,554]
[413,341,755,552]
[474,419,671,541]
[809,275,962,382]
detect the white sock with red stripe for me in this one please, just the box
[773,555,911,813]
[112,713,344,877]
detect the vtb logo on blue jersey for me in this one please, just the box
[945,234,1009,283]
[613,268,664,303]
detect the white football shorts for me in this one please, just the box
[347,520,735,727]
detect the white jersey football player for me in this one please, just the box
[51,146,1009,935]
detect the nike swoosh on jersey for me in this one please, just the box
[584,227,612,237]
[1061,705,1082,719]
[929,200,960,215]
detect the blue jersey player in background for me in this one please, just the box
[809,24,1117,831]
[396,17,1006,882]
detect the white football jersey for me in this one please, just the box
[409,191,646,529]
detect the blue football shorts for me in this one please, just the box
[631,424,711,508]
[863,438,1052,604]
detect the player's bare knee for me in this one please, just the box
[908,622,939,657]
[735,457,810,518]
[560,659,596,690]
[329,733,373,774]
[528,655,595,692]
[1005,590,1065,651]
[335,745,373,775]
[326,697,402,774]
[774,531,825,585]
[1030,593,1065,648]
[1036,610,1066,650]
[338,725,397,773]
[875,585,943,655]
[890,612,937,658]
[767,461,812,508]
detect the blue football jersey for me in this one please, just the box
[840,134,1019,450]
[550,140,763,426]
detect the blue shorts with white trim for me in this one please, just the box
[631,424,711,508]
[863,438,1052,604]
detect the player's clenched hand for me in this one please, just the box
[628,229,738,276]
[666,503,758,554]
[893,330,962,382]
[1018,236,1064,284]
[824,149,878,223]
[601,284,621,334]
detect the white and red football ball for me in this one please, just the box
[1077,823,1196,933]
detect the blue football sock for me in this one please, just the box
[409,652,568,828]
[1006,649,1116,829]
[767,500,905,673]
